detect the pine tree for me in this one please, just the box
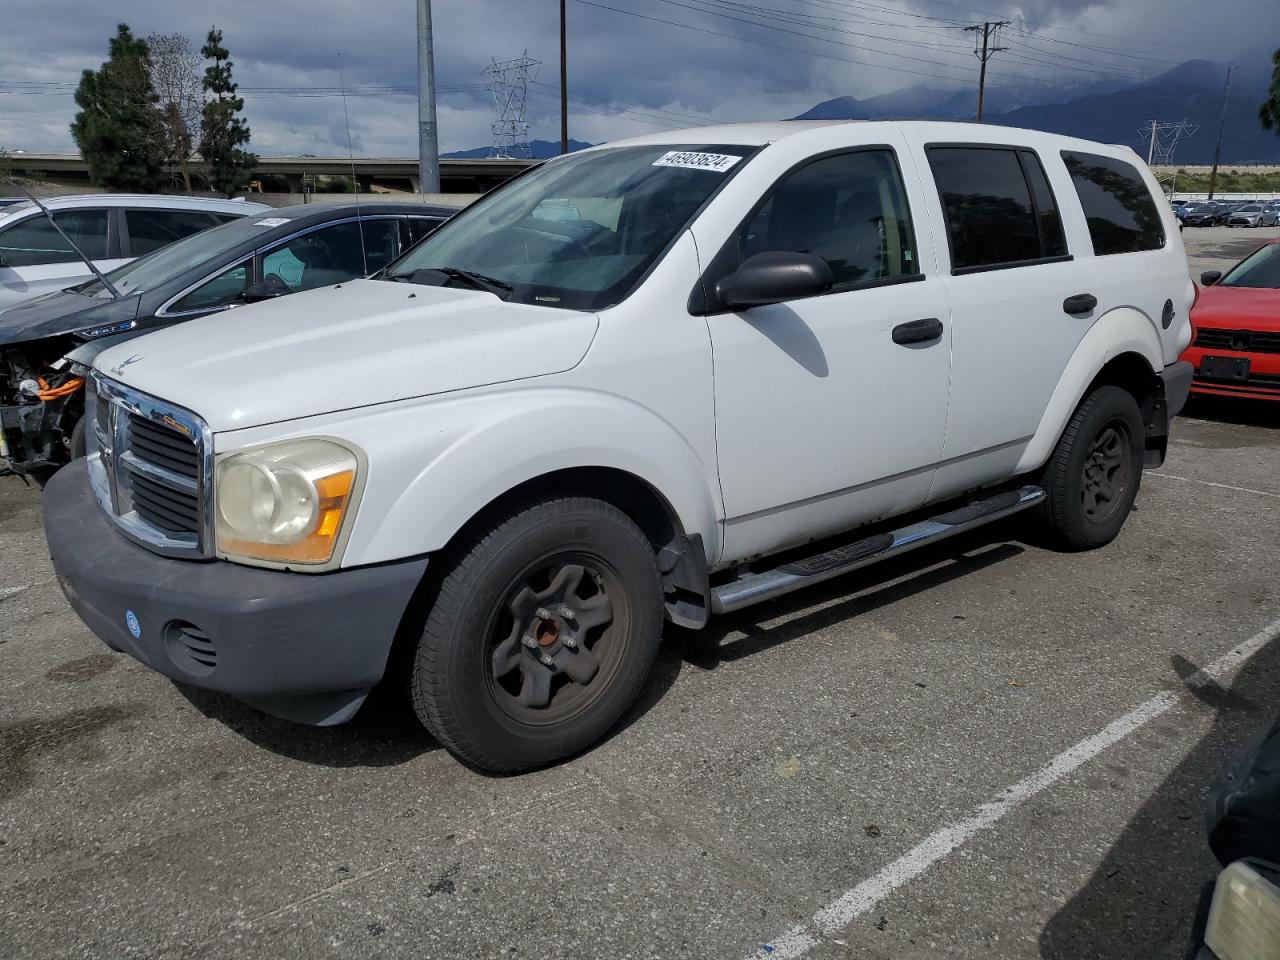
[199,28,256,197]
[70,24,165,191]
[1261,49,1280,134]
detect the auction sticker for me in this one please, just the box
[652,151,742,173]
[254,217,292,227]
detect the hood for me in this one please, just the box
[1192,284,1280,332]
[93,279,600,432]
[0,289,141,347]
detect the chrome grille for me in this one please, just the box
[87,372,213,559]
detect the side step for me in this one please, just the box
[710,485,1045,614]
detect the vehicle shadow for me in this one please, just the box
[1183,395,1280,430]
[175,680,441,768]
[1038,628,1279,959]
[672,527,1025,670]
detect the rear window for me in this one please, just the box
[926,145,1068,274]
[126,208,217,256]
[1061,151,1165,256]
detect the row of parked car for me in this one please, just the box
[1172,197,1280,227]
[0,193,456,481]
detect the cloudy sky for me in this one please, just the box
[0,0,1271,158]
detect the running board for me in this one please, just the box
[710,485,1045,614]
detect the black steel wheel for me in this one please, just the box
[410,496,663,773]
[1036,384,1144,550]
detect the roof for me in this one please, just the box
[243,200,458,226]
[595,119,1145,160]
[0,194,270,222]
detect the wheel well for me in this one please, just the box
[1088,352,1158,420]
[383,468,691,685]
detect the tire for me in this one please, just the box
[410,496,664,773]
[69,416,87,459]
[1036,385,1144,551]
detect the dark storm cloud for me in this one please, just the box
[0,0,1270,156]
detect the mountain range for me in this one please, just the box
[795,57,1279,164]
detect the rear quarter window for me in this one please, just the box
[1061,151,1165,256]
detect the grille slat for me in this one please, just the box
[128,435,199,478]
[1195,328,1280,354]
[129,473,199,517]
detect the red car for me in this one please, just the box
[1181,238,1280,401]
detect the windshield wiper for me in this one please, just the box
[401,266,513,297]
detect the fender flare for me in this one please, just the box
[339,388,724,568]
[1014,307,1163,475]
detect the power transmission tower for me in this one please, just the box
[1207,65,1235,200]
[415,0,440,195]
[483,52,540,159]
[965,20,1009,123]
[1139,119,1199,166]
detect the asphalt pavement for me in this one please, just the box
[1,224,1278,960]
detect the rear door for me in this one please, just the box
[911,141,1093,502]
[123,208,220,257]
[0,208,117,308]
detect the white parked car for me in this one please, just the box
[45,121,1194,772]
[0,194,270,310]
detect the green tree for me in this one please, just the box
[1261,48,1280,133]
[70,24,165,191]
[199,28,256,196]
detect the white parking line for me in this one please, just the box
[746,615,1280,960]
[1151,472,1280,501]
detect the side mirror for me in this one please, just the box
[239,275,290,302]
[716,251,834,311]
[1200,270,1222,287]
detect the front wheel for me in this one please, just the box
[410,496,664,773]
[1035,385,1144,550]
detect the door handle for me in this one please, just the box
[1063,293,1098,315]
[892,318,944,345]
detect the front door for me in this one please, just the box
[699,145,953,560]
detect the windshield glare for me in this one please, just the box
[80,214,285,299]
[1221,243,1280,289]
[385,144,755,309]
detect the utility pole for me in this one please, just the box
[1146,120,1159,165]
[416,0,441,195]
[965,20,1009,123]
[560,0,569,155]
[1206,64,1235,200]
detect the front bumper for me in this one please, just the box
[44,459,429,725]
[1182,344,1280,402]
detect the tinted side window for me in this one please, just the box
[737,149,920,288]
[126,209,217,256]
[261,220,400,292]
[0,209,109,267]
[169,262,248,313]
[928,147,1069,272]
[1061,151,1165,255]
[1019,152,1068,258]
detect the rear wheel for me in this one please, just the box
[410,496,663,773]
[1036,385,1144,550]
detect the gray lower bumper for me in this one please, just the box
[1162,359,1194,419]
[43,459,428,725]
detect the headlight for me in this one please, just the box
[1205,861,1280,960]
[215,438,362,569]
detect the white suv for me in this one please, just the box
[45,121,1194,771]
[0,194,269,310]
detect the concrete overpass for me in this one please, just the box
[5,153,538,195]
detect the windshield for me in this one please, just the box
[79,214,288,298]
[383,144,756,309]
[1221,243,1280,289]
